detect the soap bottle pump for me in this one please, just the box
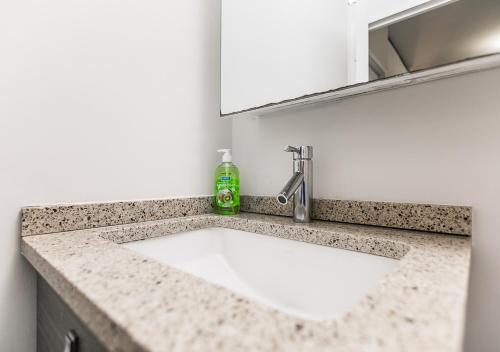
[214,149,240,215]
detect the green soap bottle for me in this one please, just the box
[214,149,240,215]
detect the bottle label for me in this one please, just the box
[216,176,239,207]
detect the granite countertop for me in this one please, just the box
[21,212,471,352]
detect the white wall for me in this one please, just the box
[232,68,500,351]
[221,0,349,114]
[0,1,231,351]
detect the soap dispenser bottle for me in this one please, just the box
[214,149,240,215]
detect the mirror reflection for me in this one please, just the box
[221,0,500,116]
[369,0,500,80]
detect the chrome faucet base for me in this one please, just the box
[276,146,313,223]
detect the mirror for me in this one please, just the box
[221,0,500,116]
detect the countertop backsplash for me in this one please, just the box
[22,195,471,237]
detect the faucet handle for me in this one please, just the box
[284,145,301,153]
[284,145,313,159]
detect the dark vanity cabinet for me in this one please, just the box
[37,275,107,352]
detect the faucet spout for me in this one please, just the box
[276,172,304,205]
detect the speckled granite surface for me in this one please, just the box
[21,213,471,352]
[22,195,471,237]
[240,195,472,236]
[21,196,213,236]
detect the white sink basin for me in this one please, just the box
[123,227,398,320]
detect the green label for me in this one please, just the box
[215,179,240,207]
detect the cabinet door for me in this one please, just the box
[37,275,107,352]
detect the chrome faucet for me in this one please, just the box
[276,145,313,223]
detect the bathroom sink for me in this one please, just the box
[123,227,398,320]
